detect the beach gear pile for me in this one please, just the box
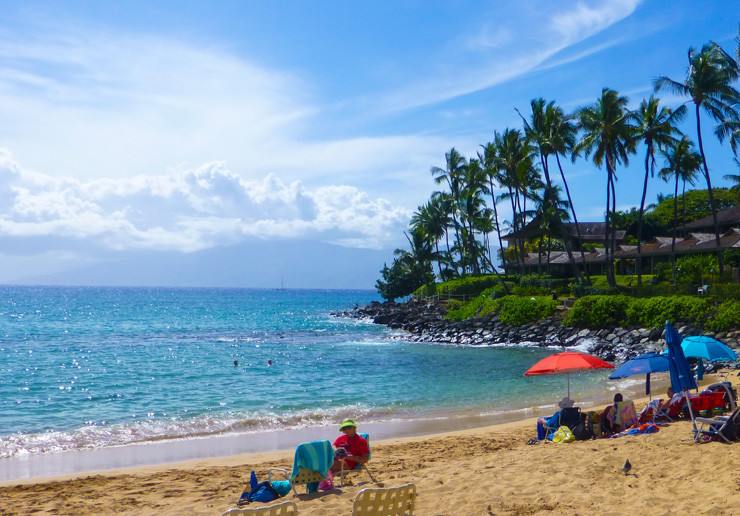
[237,471,291,506]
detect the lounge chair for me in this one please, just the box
[338,433,378,487]
[608,401,637,431]
[694,407,740,443]
[269,440,335,495]
[222,500,298,515]
[352,483,416,516]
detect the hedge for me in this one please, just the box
[565,295,737,330]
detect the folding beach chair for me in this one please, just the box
[269,440,335,495]
[352,483,416,516]
[694,407,740,443]
[543,407,582,439]
[339,433,378,487]
[222,500,298,515]
[638,398,663,424]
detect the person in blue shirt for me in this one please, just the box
[537,397,574,441]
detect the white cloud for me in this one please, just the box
[0,150,411,253]
[377,0,643,113]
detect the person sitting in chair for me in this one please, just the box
[318,419,370,491]
[330,419,370,472]
[598,393,623,434]
[536,397,574,441]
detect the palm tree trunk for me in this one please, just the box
[489,181,507,274]
[694,104,724,274]
[681,180,688,236]
[671,174,679,284]
[637,148,651,286]
[610,171,618,281]
[555,154,590,283]
[604,154,617,288]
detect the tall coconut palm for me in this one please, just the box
[574,88,637,288]
[479,144,508,273]
[459,159,491,274]
[658,136,702,283]
[410,199,448,278]
[654,43,740,274]
[518,98,584,280]
[629,95,686,285]
[493,129,539,275]
[431,148,468,274]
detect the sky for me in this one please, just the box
[0,1,738,287]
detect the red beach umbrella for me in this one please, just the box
[524,351,614,398]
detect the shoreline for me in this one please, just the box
[0,373,673,483]
[2,373,738,515]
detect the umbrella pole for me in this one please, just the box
[697,359,704,381]
[567,373,570,399]
[683,390,698,433]
[646,373,651,399]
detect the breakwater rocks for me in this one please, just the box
[333,300,740,365]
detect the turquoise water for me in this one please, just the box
[0,286,614,460]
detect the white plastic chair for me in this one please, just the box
[352,483,416,516]
[222,499,298,515]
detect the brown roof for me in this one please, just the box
[683,204,740,231]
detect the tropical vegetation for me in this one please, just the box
[377,31,740,307]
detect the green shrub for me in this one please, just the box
[572,284,628,298]
[414,275,506,300]
[565,295,632,328]
[708,301,740,331]
[497,296,558,326]
[626,296,710,329]
[712,283,740,301]
[676,254,718,285]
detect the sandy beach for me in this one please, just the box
[3,374,740,515]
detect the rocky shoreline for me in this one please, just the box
[334,299,740,367]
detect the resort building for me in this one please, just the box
[502,204,740,276]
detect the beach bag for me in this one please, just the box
[552,425,575,443]
[571,417,593,441]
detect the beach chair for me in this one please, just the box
[609,401,637,431]
[705,382,737,411]
[222,500,298,515]
[338,433,378,487]
[694,407,740,443]
[352,483,416,516]
[638,398,663,424]
[543,407,581,439]
[269,440,335,495]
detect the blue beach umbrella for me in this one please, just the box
[665,321,697,431]
[608,353,670,398]
[682,336,738,381]
[660,335,738,381]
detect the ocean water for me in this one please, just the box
[0,285,621,467]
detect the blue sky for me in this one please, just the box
[0,1,737,285]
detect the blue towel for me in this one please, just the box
[291,440,335,493]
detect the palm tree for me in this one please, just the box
[518,98,584,281]
[459,159,490,274]
[654,43,740,274]
[410,200,447,278]
[629,95,686,285]
[574,88,637,288]
[479,143,508,273]
[658,136,702,283]
[431,148,468,274]
[493,129,539,275]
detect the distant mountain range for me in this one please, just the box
[10,240,394,290]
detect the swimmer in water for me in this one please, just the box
[268,359,273,366]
